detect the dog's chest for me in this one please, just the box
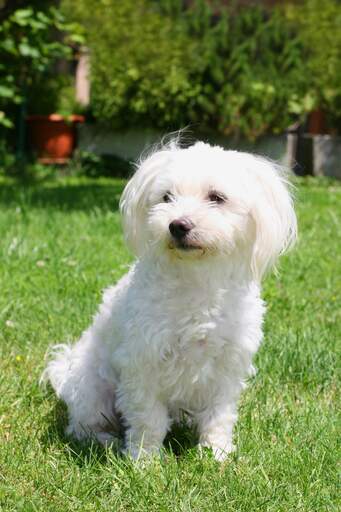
[160,306,227,359]
[152,292,236,395]
[144,281,241,352]
[157,321,229,407]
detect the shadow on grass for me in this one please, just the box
[0,180,126,212]
[41,396,198,465]
[40,398,120,467]
[164,421,199,457]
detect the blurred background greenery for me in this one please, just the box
[0,0,340,176]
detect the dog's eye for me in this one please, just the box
[208,191,226,204]
[162,192,173,203]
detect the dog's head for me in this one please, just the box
[120,141,297,280]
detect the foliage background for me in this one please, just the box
[286,0,341,127]
[61,0,341,140]
[0,0,340,151]
[0,4,82,129]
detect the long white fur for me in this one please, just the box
[43,141,297,461]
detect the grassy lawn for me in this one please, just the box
[0,175,340,511]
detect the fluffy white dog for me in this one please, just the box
[44,140,297,461]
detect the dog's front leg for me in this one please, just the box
[118,384,170,460]
[197,401,237,462]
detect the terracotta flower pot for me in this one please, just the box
[26,114,85,163]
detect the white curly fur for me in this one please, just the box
[43,141,297,461]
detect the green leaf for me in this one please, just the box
[18,42,40,58]
[0,111,13,128]
[0,86,15,98]
[0,38,17,55]
[12,8,34,26]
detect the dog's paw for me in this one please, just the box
[96,431,117,447]
[198,441,235,462]
[122,443,162,463]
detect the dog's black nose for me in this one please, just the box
[169,218,194,239]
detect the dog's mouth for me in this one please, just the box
[176,242,202,251]
[168,238,203,252]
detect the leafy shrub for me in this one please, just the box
[62,0,317,139]
[0,4,83,130]
[68,151,133,178]
[285,0,341,131]
[190,5,310,139]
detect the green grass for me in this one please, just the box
[0,175,340,511]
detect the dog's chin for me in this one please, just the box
[167,238,206,258]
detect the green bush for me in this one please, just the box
[62,0,199,130]
[67,151,133,178]
[62,0,319,139]
[0,4,83,130]
[285,0,341,131]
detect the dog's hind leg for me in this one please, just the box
[43,340,119,445]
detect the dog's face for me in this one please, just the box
[146,152,250,258]
[120,142,297,279]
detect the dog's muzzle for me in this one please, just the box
[168,218,200,251]
[169,218,194,241]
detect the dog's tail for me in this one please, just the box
[40,343,75,399]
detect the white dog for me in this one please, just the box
[44,140,297,461]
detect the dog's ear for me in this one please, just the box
[248,157,297,281]
[120,149,172,255]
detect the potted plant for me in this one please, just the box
[26,76,86,163]
[26,113,84,163]
[0,5,84,162]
